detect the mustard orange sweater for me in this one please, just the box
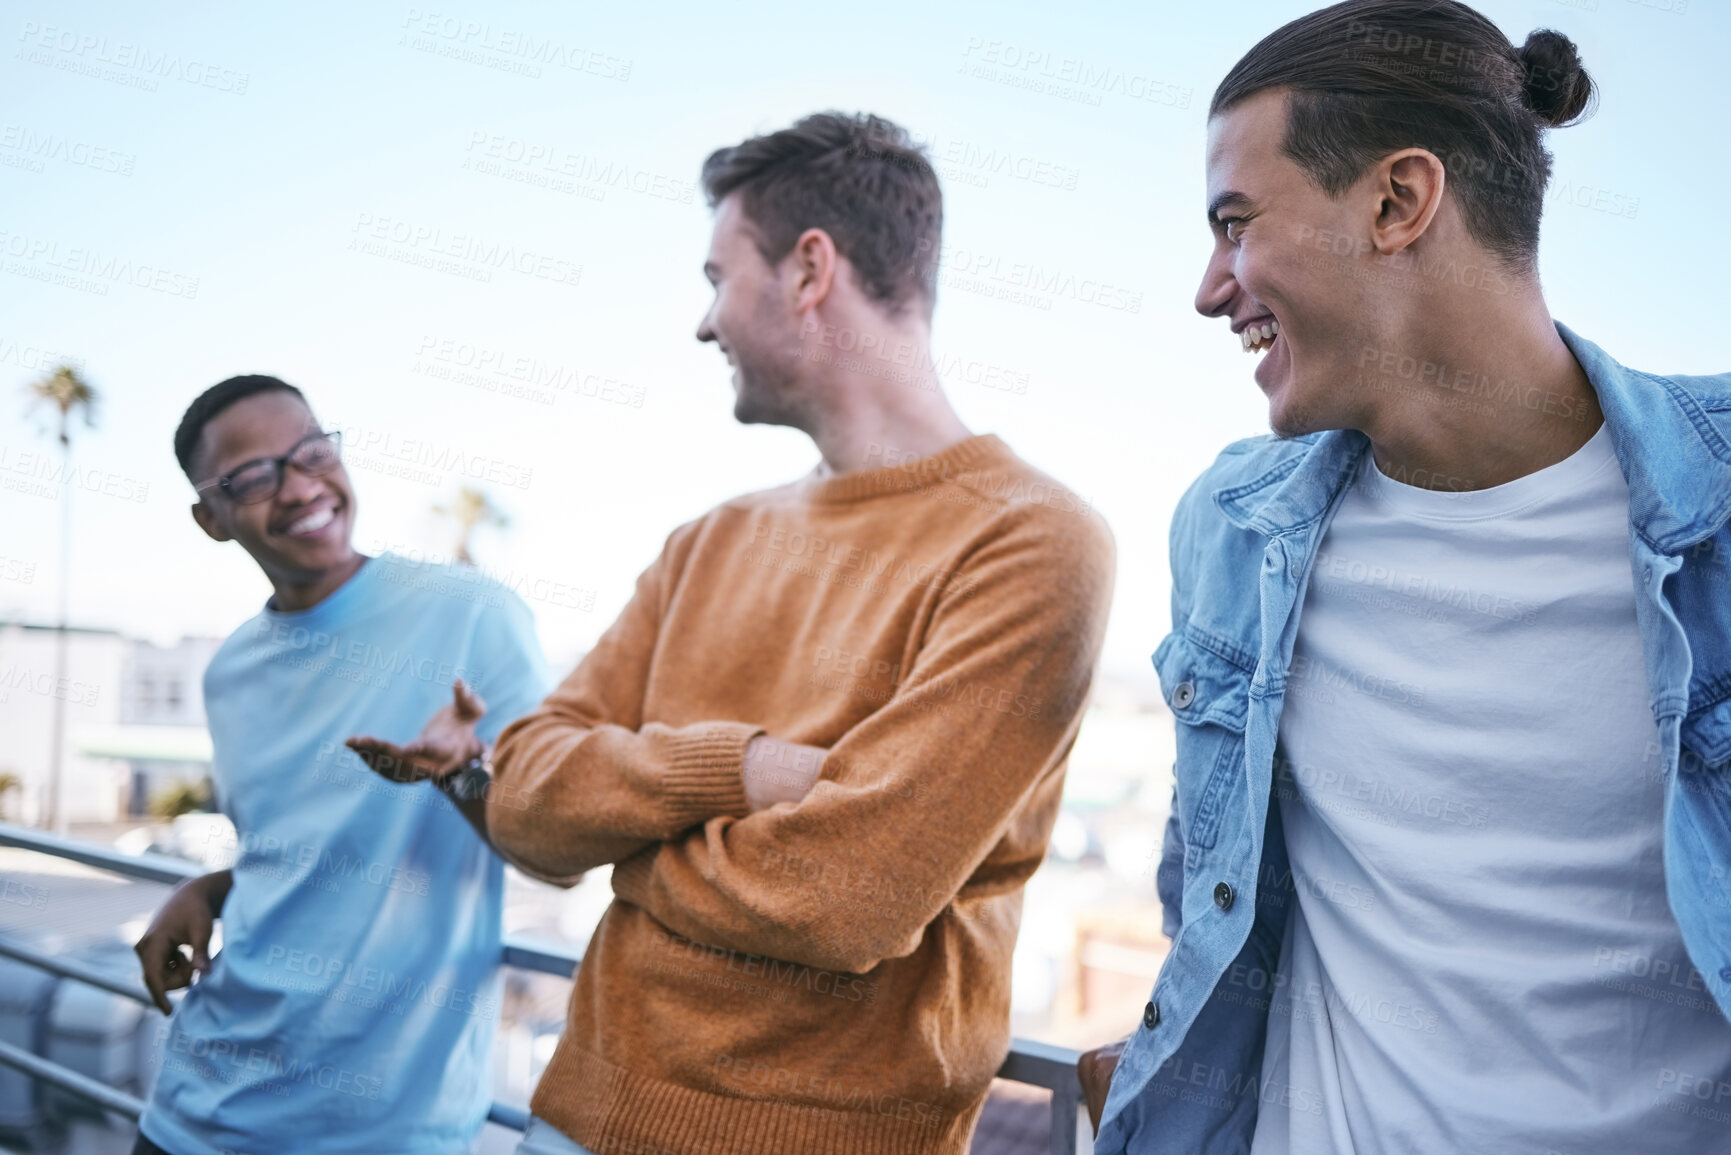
[490,435,1114,1155]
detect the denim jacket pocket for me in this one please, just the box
[1155,628,1253,852]
[1681,697,1731,773]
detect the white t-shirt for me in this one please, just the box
[1250,423,1731,1154]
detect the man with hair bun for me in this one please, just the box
[1085,2,1731,1152]
[490,111,1114,1155]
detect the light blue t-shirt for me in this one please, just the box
[141,553,550,1155]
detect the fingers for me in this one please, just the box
[346,736,403,764]
[187,918,213,975]
[451,678,487,723]
[346,738,427,782]
[134,936,179,1015]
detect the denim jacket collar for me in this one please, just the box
[1212,323,1731,554]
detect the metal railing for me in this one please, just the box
[0,822,1084,1153]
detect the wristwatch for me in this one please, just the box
[441,751,492,802]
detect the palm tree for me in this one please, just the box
[26,364,98,833]
[433,485,509,566]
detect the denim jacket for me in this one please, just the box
[1096,325,1731,1154]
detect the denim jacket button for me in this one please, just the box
[1214,881,1235,911]
[1143,1000,1160,1030]
[1173,681,1196,709]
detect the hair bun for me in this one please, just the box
[1519,29,1595,127]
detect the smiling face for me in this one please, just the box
[1195,89,1384,438]
[189,389,358,585]
[695,194,813,429]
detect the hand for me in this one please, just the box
[347,679,487,786]
[134,873,224,1015]
[1079,1036,1127,1136]
[742,735,828,812]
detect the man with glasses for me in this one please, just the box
[131,374,565,1155]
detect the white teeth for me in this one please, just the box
[286,507,334,535]
[1238,319,1280,354]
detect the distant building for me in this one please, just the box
[0,622,218,826]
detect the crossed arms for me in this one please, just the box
[486,511,1114,975]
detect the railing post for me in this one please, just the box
[1050,1079,1082,1155]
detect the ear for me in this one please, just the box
[191,499,232,543]
[787,227,838,313]
[1370,148,1446,257]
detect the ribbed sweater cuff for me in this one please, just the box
[660,721,759,827]
[609,846,653,908]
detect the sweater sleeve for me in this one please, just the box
[608,506,1115,975]
[487,524,761,877]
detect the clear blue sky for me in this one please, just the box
[1,0,1723,681]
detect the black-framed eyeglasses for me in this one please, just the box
[195,431,344,505]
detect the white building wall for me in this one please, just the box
[0,623,128,826]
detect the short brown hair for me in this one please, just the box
[1212,0,1595,269]
[701,112,942,315]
